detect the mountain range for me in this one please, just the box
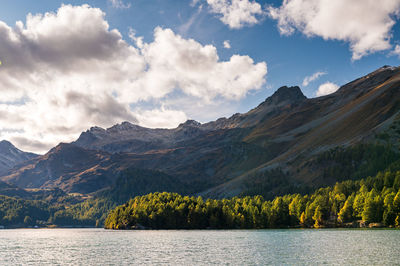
[1,65,399,200]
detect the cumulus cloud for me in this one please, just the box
[316,82,339,97]
[0,4,267,153]
[302,71,326,87]
[268,0,400,60]
[108,0,131,9]
[206,0,265,29]
[391,44,400,56]
[134,107,188,129]
[223,40,231,49]
[126,27,267,103]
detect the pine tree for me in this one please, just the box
[300,212,306,227]
[313,206,323,228]
[353,193,365,219]
[393,191,400,213]
[338,196,354,223]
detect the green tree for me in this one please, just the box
[393,172,400,190]
[312,206,323,228]
[353,193,365,219]
[24,216,32,225]
[362,194,383,223]
[299,212,306,227]
[393,191,400,213]
[338,196,354,223]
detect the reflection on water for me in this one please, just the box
[0,229,399,265]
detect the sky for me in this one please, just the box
[0,0,400,153]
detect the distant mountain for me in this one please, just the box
[1,143,131,193]
[0,140,38,175]
[73,120,209,153]
[73,86,307,154]
[2,66,400,198]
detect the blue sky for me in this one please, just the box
[0,0,399,152]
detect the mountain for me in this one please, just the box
[73,120,210,153]
[1,143,134,194]
[0,140,38,175]
[0,143,190,195]
[73,86,307,154]
[203,65,400,197]
[2,66,400,199]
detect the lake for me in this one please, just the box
[0,229,399,265]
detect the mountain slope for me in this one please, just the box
[2,66,400,199]
[204,66,400,197]
[0,140,38,175]
[1,143,123,193]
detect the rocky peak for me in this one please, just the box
[365,65,398,79]
[0,140,38,174]
[107,121,143,133]
[89,126,106,133]
[177,120,202,129]
[377,65,397,71]
[0,140,29,156]
[336,65,399,96]
[0,140,14,150]
[268,86,306,104]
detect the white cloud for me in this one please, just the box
[206,0,265,29]
[302,71,326,87]
[268,0,400,60]
[191,0,201,7]
[0,4,267,153]
[316,82,339,97]
[391,44,400,56]
[223,40,231,49]
[127,27,267,103]
[134,107,188,129]
[108,0,131,9]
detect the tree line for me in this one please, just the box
[105,170,400,229]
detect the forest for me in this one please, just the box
[1,143,400,229]
[105,170,400,229]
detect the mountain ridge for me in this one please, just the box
[0,140,38,175]
[1,65,400,199]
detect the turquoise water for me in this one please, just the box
[0,229,399,265]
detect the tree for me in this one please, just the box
[270,197,289,227]
[353,193,365,219]
[24,216,32,225]
[338,196,354,223]
[300,212,306,227]
[384,171,395,188]
[362,195,383,223]
[313,206,323,228]
[383,209,396,226]
[288,195,304,225]
[393,172,400,190]
[393,191,400,213]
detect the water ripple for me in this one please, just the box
[0,229,399,265]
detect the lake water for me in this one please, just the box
[0,229,399,265]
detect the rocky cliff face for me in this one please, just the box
[2,66,400,198]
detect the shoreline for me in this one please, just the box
[1,226,399,230]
